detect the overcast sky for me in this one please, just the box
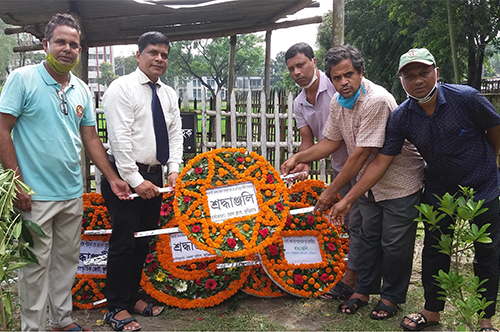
[114,0,332,60]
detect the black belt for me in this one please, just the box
[136,162,162,173]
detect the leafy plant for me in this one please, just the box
[0,168,44,329]
[415,186,492,331]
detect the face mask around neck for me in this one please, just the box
[400,68,438,104]
[337,84,366,109]
[45,42,79,75]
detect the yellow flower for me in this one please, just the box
[156,271,166,282]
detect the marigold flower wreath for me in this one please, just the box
[72,274,106,309]
[288,180,350,254]
[141,205,253,309]
[173,147,290,257]
[81,193,111,242]
[258,180,347,298]
[242,266,286,298]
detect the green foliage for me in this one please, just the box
[114,54,137,76]
[168,34,264,97]
[0,168,45,329]
[415,186,492,330]
[317,0,418,101]
[0,18,16,86]
[96,62,119,87]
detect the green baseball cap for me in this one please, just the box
[398,48,436,72]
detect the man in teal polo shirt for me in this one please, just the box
[0,13,130,331]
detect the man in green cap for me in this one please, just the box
[329,48,500,331]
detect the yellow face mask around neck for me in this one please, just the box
[45,51,79,75]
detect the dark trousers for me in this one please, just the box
[101,165,163,312]
[422,198,500,318]
[355,190,421,304]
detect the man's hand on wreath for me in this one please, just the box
[329,200,350,226]
[134,180,160,200]
[110,179,133,200]
[167,172,179,188]
[313,186,338,213]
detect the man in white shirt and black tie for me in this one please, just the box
[101,31,183,331]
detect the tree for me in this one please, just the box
[96,62,118,87]
[168,34,265,97]
[270,51,287,92]
[317,0,420,101]
[381,0,500,90]
[0,18,16,86]
[114,54,137,76]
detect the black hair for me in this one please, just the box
[285,42,314,62]
[45,13,81,41]
[138,31,170,54]
[324,45,364,79]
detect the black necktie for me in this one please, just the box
[148,82,170,165]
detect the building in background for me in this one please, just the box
[177,76,264,102]
[88,46,114,102]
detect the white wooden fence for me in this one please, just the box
[92,89,331,192]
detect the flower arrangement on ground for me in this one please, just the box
[173,148,290,257]
[141,214,253,309]
[259,180,347,298]
[81,193,111,242]
[242,266,286,298]
[72,274,106,309]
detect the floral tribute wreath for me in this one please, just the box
[173,148,290,258]
[259,180,347,298]
[81,193,111,242]
[72,274,106,309]
[141,191,253,309]
[242,266,286,298]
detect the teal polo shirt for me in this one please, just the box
[0,63,95,201]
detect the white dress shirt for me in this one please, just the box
[103,68,183,188]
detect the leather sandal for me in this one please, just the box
[104,309,141,331]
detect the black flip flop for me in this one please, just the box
[400,312,439,331]
[369,300,398,320]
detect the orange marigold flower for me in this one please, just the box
[308,278,315,285]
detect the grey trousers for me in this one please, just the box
[354,189,421,304]
[19,198,83,331]
[335,173,362,272]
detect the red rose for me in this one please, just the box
[285,216,292,227]
[320,273,329,283]
[82,218,86,224]
[147,267,153,273]
[166,285,171,290]
[259,228,269,238]
[169,275,174,280]
[198,262,207,269]
[192,225,201,233]
[195,167,203,174]
[293,274,303,285]
[145,254,153,263]
[195,279,201,285]
[276,203,284,212]
[327,243,336,252]
[266,174,274,184]
[183,196,191,203]
[237,157,244,163]
[150,245,156,251]
[267,244,278,256]
[82,292,89,300]
[205,278,217,290]
[224,275,230,280]
[152,262,158,269]
[227,238,237,248]
[216,269,223,276]
[307,215,315,225]
[291,197,297,202]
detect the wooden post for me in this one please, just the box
[287,92,294,158]
[332,0,344,46]
[260,90,267,160]
[201,87,208,153]
[230,90,237,148]
[274,92,280,171]
[226,35,237,143]
[246,91,253,152]
[216,91,222,149]
[264,31,272,102]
